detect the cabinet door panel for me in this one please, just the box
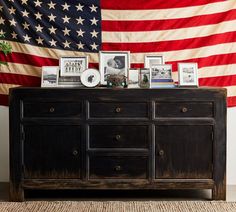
[23,125,81,179]
[155,125,213,179]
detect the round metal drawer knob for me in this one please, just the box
[181,107,188,113]
[72,150,78,156]
[49,107,55,113]
[159,150,165,156]
[115,107,121,113]
[115,135,121,140]
[114,165,121,171]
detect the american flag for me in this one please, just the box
[0,0,236,106]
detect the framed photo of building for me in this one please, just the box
[178,63,198,87]
[144,55,164,68]
[128,68,140,88]
[99,51,130,85]
[59,56,88,77]
[41,66,59,87]
[139,68,150,88]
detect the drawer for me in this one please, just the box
[89,156,148,179]
[89,125,149,148]
[89,102,149,118]
[23,102,82,118]
[155,102,213,118]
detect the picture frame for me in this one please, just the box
[178,63,198,87]
[139,68,150,88]
[41,66,59,87]
[59,56,88,77]
[128,68,140,88]
[144,55,164,68]
[99,51,130,85]
[150,64,172,81]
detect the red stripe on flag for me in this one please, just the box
[199,75,236,86]
[0,73,41,86]
[101,0,225,10]
[102,32,236,53]
[228,96,236,107]
[102,9,236,32]
[0,94,8,106]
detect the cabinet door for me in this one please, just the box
[155,125,213,179]
[23,125,82,179]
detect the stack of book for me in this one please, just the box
[150,78,176,88]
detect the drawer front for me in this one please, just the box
[89,125,149,149]
[89,102,149,118]
[23,102,82,118]
[155,102,213,118]
[89,156,148,179]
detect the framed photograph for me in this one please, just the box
[128,68,140,88]
[178,63,198,87]
[99,51,130,85]
[139,68,150,88]
[80,68,100,87]
[41,66,59,87]
[144,55,164,68]
[59,56,88,76]
[150,64,172,80]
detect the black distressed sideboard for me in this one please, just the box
[9,87,227,201]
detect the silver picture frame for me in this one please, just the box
[178,63,198,87]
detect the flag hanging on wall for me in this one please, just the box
[0,0,236,106]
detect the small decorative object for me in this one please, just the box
[107,74,127,88]
[128,68,140,88]
[139,68,150,88]
[41,66,59,87]
[59,56,88,76]
[80,68,100,87]
[99,51,130,85]
[0,35,12,65]
[178,63,198,87]
[144,55,164,68]
[150,64,175,88]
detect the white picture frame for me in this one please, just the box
[178,63,198,87]
[41,66,59,87]
[99,51,130,85]
[128,68,140,88]
[144,55,164,68]
[150,64,172,81]
[59,56,88,77]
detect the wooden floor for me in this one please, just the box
[0,183,235,202]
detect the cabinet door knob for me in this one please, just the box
[72,150,78,156]
[159,150,165,156]
[115,134,121,140]
[115,107,121,113]
[181,107,188,113]
[49,107,55,113]
[114,165,122,171]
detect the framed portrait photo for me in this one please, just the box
[41,66,59,87]
[128,68,140,88]
[59,56,88,77]
[139,68,150,88]
[144,55,164,68]
[99,51,130,85]
[178,63,198,87]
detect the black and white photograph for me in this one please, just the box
[41,66,59,87]
[139,68,150,88]
[144,55,164,68]
[150,64,172,80]
[128,68,140,88]
[178,63,198,87]
[60,56,88,77]
[99,51,130,85]
[80,68,100,87]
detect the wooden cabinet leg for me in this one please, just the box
[9,185,24,202]
[212,184,226,200]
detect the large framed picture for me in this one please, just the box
[178,63,198,87]
[41,66,59,87]
[99,51,130,85]
[144,55,164,68]
[59,56,88,76]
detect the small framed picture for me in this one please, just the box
[128,68,140,88]
[59,56,88,77]
[41,66,59,87]
[139,68,150,88]
[150,64,172,81]
[144,55,164,68]
[99,51,130,85]
[178,63,198,87]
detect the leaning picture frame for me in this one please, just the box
[41,66,59,87]
[178,63,198,87]
[144,55,164,68]
[99,51,130,85]
[59,56,88,77]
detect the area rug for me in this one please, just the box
[0,201,236,212]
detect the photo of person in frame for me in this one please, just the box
[104,56,126,78]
